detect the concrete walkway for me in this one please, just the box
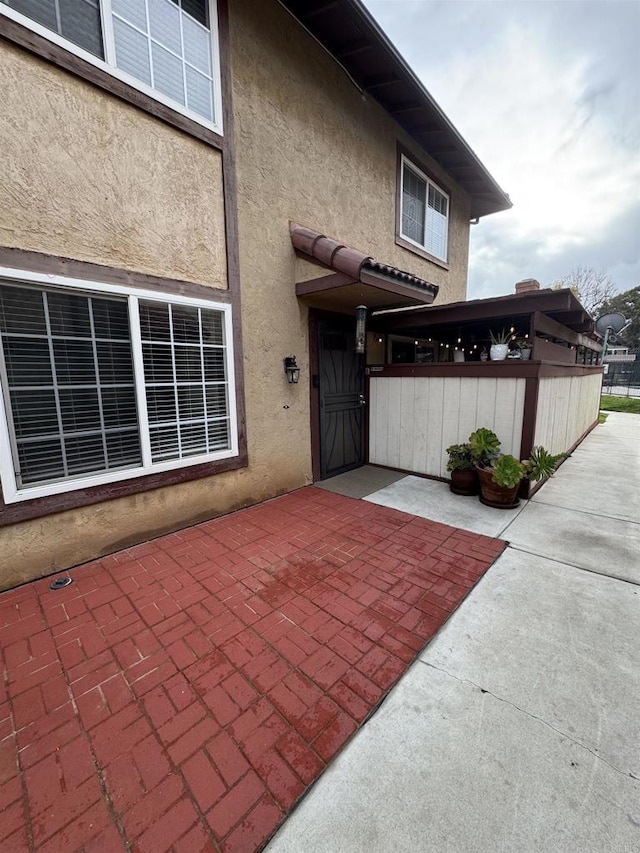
[267,412,640,852]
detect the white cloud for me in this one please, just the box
[363,0,640,297]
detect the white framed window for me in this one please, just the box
[400,155,449,262]
[0,0,223,133]
[0,267,238,503]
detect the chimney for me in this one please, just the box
[515,279,540,294]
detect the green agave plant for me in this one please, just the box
[525,446,567,482]
[489,328,513,345]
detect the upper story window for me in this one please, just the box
[0,269,237,503]
[0,0,222,131]
[399,154,450,263]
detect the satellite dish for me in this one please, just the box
[595,312,631,366]
[595,313,628,336]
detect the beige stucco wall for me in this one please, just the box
[0,0,474,589]
[226,0,474,553]
[0,41,227,288]
[231,0,471,306]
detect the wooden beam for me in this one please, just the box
[335,38,373,58]
[300,2,339,20]
[533,312,602,351]
[363,73,401,91]
[295,272,355,295]
[390,101,424,116]
[383,291,575,330]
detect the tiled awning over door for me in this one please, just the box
[290,222,439,312]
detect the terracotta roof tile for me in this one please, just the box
[289,222,438,296]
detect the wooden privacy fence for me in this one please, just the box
[367,362,602,494]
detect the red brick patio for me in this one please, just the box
[0,486,504,853]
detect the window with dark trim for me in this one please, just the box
[0,272,237,503]
[0,0,222,130]
[399,154,450,263]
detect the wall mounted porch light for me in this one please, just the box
[283,356,301,384]
[355,305,367,354]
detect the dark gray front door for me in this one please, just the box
[318,318,365,479]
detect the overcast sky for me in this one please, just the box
[363,0,640,300]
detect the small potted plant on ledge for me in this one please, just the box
[517,337,533,360]
[446,443,479,495]
[489,328,511,361]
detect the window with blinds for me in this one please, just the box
[0,278,235,501]
[0,0,220,127]
[4,0,104,56]
[400,157,450,262]
[139,300,229,462]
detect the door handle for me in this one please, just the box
[358,394,366,406]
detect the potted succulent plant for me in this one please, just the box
[517,337,533,360]
[476,454,525,507]
[489,328,511,361]
[446,443,479,495]
[474,443,566,508]
[469,427,501,467]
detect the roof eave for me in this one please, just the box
[278,0,512,219]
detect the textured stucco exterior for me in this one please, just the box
[0,41,227,289]
[231,0,471,305]
[227,0,473,565]
[0,0,475,589]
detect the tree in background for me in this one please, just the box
[597,286,640,351]
[551,266,617,317]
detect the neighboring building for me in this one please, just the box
[0,0,511,589]
[604,347,636,362]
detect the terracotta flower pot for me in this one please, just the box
[449,468,479,496]
[476,465,520,508]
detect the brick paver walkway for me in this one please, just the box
[0,486,504,853]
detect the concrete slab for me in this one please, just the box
[500,502,640,584]
[266,409,640,853]
[574,413,640,455]
[532,454,639,523]
[364,475,526,538]
[422,548,640,778]
[314,465,407,498]
[266,663,640,853]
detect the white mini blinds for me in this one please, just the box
[2,0,219,126]
[139,300,230,463]
[0,277,236,501]
[400,157,450,262]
